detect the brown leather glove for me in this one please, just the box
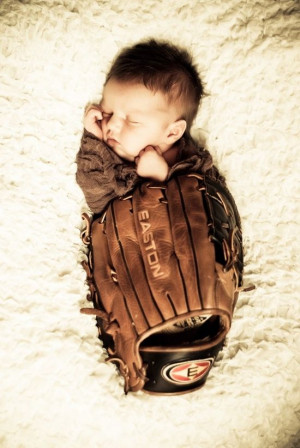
[80,173,243,395]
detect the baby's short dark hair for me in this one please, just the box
[105,39,204,130]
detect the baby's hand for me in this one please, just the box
[135,146,169,181]
[84,105,103,140]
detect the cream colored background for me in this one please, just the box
[0,1,299,447]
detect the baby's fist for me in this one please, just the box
[135,146,169,181]
[84,105,103,140]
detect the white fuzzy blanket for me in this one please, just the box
[1,1,299,447]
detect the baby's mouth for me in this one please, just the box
[107,137,118,145]
[105,133,119,147]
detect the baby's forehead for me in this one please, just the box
[101,79,182,115]
[102,81,162,107]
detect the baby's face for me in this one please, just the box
[100,79,179,161]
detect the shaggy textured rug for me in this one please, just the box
[1,1,299,447]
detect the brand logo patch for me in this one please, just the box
[137,209,165,279]
[162,359,213,385]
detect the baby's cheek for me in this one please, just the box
[125,135,143,155]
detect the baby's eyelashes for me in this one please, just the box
[100,109,141,125]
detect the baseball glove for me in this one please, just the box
[80,173,244,395]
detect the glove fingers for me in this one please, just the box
[106,198,164,334]
[132,184,190,319]
[166,176,217,311]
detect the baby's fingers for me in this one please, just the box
[85,105,102,120]
[94,109,103,121]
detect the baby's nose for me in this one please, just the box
[107,115,122,134]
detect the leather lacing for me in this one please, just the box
[80,305,110,322]
[222,228,255,292]
[105,356,147,394]
[80,306,147,393]
[81,212,92,244]
[222,227,239,273]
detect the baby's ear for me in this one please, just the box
[167,119,187,143]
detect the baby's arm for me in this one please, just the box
[84,105,103,140]
[135,146,169,181]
